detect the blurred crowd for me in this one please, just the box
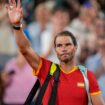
[0,0,105,104]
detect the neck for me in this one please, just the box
[60,59,76,73]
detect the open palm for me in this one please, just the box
[7,0,22,25]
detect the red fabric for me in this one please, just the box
[37,58,100,105]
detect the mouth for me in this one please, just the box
[61,53,69,57]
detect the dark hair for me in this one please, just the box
[51,4,71,20]
[52,5,70,13]
[54,31,77,47]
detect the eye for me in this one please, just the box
[66,43,72,46]
[56,44,62,47]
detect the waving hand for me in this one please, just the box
[7,0,22,25]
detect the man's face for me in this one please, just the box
[52,11,70,29]
[55,36,77,63]
[35,7,50,23]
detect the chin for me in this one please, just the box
[62,56,74,63]
[61,58,69,63]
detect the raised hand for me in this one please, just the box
[7,0,22,25]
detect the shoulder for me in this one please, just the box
[87,70,101,95]
[33,57,53,76]
[78,67,98,84]
[87,70,96,78]
[41,57,52,64]
[87,70,100,91]
[86,70,98,82]
[40,57,58,72]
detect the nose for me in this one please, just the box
[61,45,68,52]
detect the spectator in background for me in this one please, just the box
[24,3,51,54]
[0,68,5,105]
[85,15,105,68]
[0,1,16,68]
[86,34,105,100]
[97,0,105,12]
[85,16,105,68]
[94,16,105,37]
[69,1,100,58]
[94,34,105,100]
[0,2,16,55]
[86,32,98,55]
[56,0,80,20]
[3,51,36,105]
[40,5,71,63]
[76,39,89,65]
[22,0,35,24]
[70,1,99,41]
[0,0,16,69]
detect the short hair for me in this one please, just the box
[54,31,77,47]
[35,3,47,13]
[52,5,70,14]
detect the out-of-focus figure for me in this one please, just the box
[0,2,16,55]
[86,33,105,100]
[70,1,99,41]
[0,1,16,68]
[24,3,51,54]
[3,51,36,105]
[94,16,105,37]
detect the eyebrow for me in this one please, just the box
[65,42,72,45]
[56,42,73,46]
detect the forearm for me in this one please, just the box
[13,28,41,70]
[13,28,31,54]
[91,94,105,105]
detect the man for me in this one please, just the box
[6,0,105,105]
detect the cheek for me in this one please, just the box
[70,48,77,55]
[69,47,75,52]
[55,50,60,56]
[55,48,61,56]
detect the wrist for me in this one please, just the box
[12,23,22,30]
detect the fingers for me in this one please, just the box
[9,0,12,5]
[9,0,15,4]
[8,0,16,9]
[17,0,21,8]
[11,0,16,6]
[8,0,17,8]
